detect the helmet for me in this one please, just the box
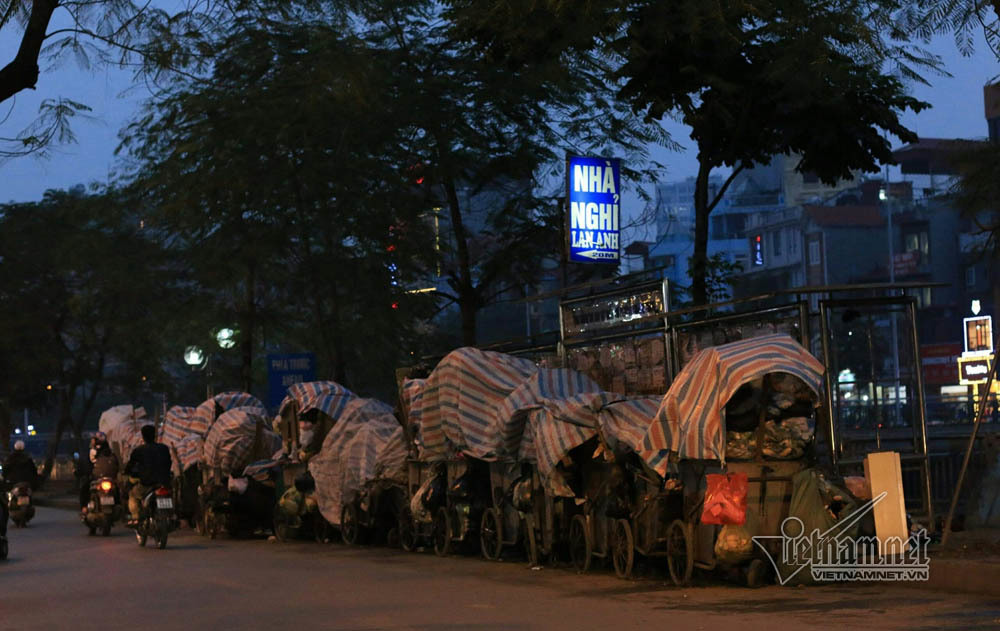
[13,440,25,451]
[94,431,107,442]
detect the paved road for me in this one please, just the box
[2,507,1000,630]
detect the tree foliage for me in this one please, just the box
[0,186,183,475]
[447,0,933,305]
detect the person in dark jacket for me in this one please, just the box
[124,425,172,524]
[3,441,39,491]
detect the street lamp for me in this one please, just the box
[183,346,206,367]
[215,328,237,349]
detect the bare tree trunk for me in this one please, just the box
[328,274,349,385]
[0,398,10,453]
[42,388,75,484]
[691,161,711,306]
[0,0,58,104]
[443,176,478,346]
[242,261,256,393]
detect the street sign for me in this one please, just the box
[267,353,316,410]
[567,155,621,264]
[963,315,994,357]
[958,354,993,385]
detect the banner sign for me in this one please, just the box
[921,343,963,385]
[958,354,993,385]
[267,353,316,410]
[567,155,621,264]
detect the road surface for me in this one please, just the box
[2,507,999,630]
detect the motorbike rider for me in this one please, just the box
[3,441,39,491]
[80,432,120,516]
[124,424,172,527]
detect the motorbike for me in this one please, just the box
[83,477,123,536]
[134,485,177,549]
[8,483,34,528]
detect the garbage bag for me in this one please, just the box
[780,469,859,585]
[714,524,754,565]
[701,472,748,525]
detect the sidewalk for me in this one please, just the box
[899,529,1000,598]
[32,479,81,511]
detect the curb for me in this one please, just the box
[897,558,1000,598]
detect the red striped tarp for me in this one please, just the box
[308,398,407,526]
[412,347,537,461]
[299,389,355,420]
[214,391,265,412]
[640,334,824,473]
[190,392,267,438]
[279,381,354,417]
[203,407,282,474]
[497,368,603,459]
[521,393,659,497]
[400,378,426,424]
[104,411,150,466]
[173,434,204,472]
[161,406,197,445]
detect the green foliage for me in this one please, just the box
[0,186,186,471]
[119,20,441,396]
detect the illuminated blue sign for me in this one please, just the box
[567,155,620,264]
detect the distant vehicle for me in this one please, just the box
[7,483,34,528]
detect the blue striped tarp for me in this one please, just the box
[412,348,538,461]
[496,368,603,460]
[214,391,265,412]
[520,393,658,497]
[641,333,824,473]
[299,390,355,420]
[173,434,204,472]
[161,406,197,445]
[202,406,282,474]
[189,392,267,438]
[308,398,407,526]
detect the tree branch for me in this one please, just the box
[0,0,59,104]
[707,165,746,214]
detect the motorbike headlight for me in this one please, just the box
[99,480,113,492]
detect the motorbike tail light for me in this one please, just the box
[99,480,113,492]
[155,487,171,497]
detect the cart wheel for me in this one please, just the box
[611,518,635,579]
[480,508,503,561]
[569,514,592,573]
[746,558,768,588]
[273,514,291,543]
[341,503,362,546]
[398,509,417,552]
[667,519,694,586]
[522,517,539,567]
[433,507,453,557]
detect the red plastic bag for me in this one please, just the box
[701,472,748,525]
